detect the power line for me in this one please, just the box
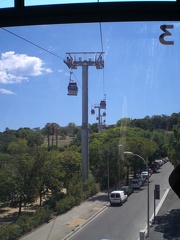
[1,27,64,60]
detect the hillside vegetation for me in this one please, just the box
[0,113,180,239]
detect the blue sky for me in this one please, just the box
[0,16,179,131]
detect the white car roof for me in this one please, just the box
[110,190,124,194]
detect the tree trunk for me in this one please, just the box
[48,132,50,148]
[51,135,54,146]
[18,196,22,217]
[126,166,129,185]
[56,130,58,147]
[39,193,42,207]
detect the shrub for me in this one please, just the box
[0,208,52,240]
[16,215,31,233]
[55,196,77,214]
[29,208,52,229]
[0,224,21,240]
[43,192,65,209]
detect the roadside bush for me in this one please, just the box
[0,208,52,240]
[29,208,52,229]
[67,173,100,202]
[68,180,83,201]
[82,176,100,200]
[43,192,65,209]
[0,224,21,240]
[16,215,31,233]
[89,182,100,195]
[55,195,77,214]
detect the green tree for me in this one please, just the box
[0,153,15,203]
[16,127,44,147]
[169,120,180,166]
[13,153,36,215]
[42,123,60,148]
[32,148,64,206]
[89,123,99,133]
[0,129,17,153]
[116,118,131,127]
[7,139,29,155]
[0,152,36,216]
[56,150,81,193]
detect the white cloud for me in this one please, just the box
[0,88,15,94]
[0,51,52,84]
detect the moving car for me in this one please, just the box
[109,190,128,206]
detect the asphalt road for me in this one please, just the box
[69,162,173,240]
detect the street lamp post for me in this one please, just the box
[107,152,110,199]
[124,151,150,237]
[118,145,122,189]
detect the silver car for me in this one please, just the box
[130,179,141,189]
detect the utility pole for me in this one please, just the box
[64,52,104,181]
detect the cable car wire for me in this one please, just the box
[99,22,106,98]
[72,71,94,106]
[1,26,97,108]
[99,23,104,53]
[97,0,106,98]
[1,27,64,60]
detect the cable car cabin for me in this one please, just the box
[91,109,95,115]
[100,100,106,109]
[67,82,78,96]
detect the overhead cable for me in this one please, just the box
[1,27,64,60]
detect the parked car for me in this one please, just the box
[120,186,134,196]
[109,190,128,206]
[130,179,141,189]
[155,159,163,167]
[151,161,159,172]
[135,174,144,185]
[145,168,153,176]
[141,171,149,180]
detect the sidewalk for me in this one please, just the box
[20,191,109,240]
[147,188,180,240]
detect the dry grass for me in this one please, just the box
[43,135,74,147]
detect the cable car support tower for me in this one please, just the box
[64,52,104,181]
[92,96,106,132]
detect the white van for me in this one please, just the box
[109,190,128,206]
